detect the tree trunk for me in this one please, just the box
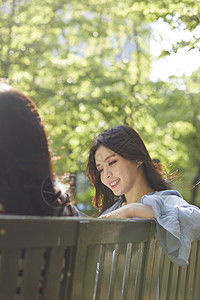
[191,163,200,206]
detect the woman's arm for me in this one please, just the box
[99,203,155,219]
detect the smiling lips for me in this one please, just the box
[110,179,120,188]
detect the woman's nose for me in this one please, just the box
[104,167,112,178]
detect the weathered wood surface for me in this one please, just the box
[0,216,199,300]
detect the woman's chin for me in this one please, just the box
[113,192,122,197]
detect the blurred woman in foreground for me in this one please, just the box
[0,81,78,216]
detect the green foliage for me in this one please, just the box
[74,186,99,216]
[0,0,200,204]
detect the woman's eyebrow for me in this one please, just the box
[105,154,116,161]
[96,155,116,168]
[96,163,101,168]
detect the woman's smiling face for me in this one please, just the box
[95,145,140,197]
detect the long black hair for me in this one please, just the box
[87,125,169,212]
[0,83,72,216]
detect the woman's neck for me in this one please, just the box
[125,186,154,204]
[125,168,154,204]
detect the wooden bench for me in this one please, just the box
[0,215,199,300]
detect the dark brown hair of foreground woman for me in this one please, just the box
[87,125,169,212]
[0,82,72,216]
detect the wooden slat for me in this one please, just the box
[42,247,65,300]
[0,217,79,248]
[124,243,144,300]
[111,243,127,300]
[159,254,171,300]
[83,245,101,300]
[141,235,157,300]
[107,244,121,300]
[184,241,197,300]
[119,243,133,300]
[70,243,88,300]
[175,265,187,300]
[192,241,200,300]
[95,244,115,300]
[70,222,92,300]
[132,242,148,300]
[70,219,155,245]
[149,240,162,299]
[20,248,45,300]
[92,245,106,300]
[166,262,179,300]
[0,249,21,299]
[61,247,76,300]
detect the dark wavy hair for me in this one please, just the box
[86,125,169,212]
[0,83,72,216]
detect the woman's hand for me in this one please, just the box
[99,203,155,219]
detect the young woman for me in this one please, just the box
[87,125,200,265]
[0,81,79,216]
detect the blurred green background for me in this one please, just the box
[1,0,200,215]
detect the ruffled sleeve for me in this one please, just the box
[141,191,200,266]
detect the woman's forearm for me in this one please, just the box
[99,203,155,219]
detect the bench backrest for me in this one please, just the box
[0,216,199,300]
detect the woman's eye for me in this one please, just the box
[98,169,103,173]
[109,160,117,166]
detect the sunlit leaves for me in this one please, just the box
[1,0,200,203]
